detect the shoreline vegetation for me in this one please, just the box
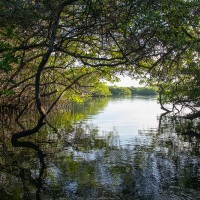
[0,0,199,143]
[91,84,158,97]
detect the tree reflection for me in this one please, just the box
[136,113,200,198]
[0,98,200,199]
[11,140,46,200]
[0,101,121,199]
[73,97,110,117]
[0,140,46,199]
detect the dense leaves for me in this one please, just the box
[0,0,199,139]
[109,86,132,95]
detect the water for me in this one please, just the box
[0,96,200,200]
[84,96,162,145]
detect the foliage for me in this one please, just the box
[0,0,199,140]
[91,82,112,97]
[109,86,132,95]
[108,86,157,96]
[129,87,157,96]
[131,0,200,117]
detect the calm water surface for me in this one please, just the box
[0,96,200,199]
[84,96,162,144]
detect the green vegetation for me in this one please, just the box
[108,86,157,96]
[130,87,158,96]
[91,82,112,97]
[108,86,132,96]
[90,84,157,96]
[0,0,199,139]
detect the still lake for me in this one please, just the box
[0,96,200,199]
[82,96,162,145]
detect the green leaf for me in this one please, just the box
[0,89,15,95]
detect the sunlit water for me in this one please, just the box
[0,96,200,199]
[84,96,162,145]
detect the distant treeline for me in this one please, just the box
[109,86,157,96]
[92,84,157,97]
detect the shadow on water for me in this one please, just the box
[11,140,46,200]
[0,97,200,199]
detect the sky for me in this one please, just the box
[107,75,144,87]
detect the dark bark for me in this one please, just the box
[11,116,45,142]
[35,0,68,117]
[183,111,200,120]
[181,130,200,137]
[11,1,78,140]
[158,91,172,113]
[41,89,57,97]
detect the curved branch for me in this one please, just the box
[183,111,200,120]
[35,2,67,116]
[158,91,172,113]
[11,116,46,141]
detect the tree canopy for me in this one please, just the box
[0,0,199,139]
[134,0,200,118]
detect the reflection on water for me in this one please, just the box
[0,96,200,199]
[82,96,162,145]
